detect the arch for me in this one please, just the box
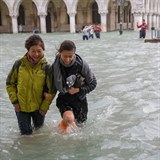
[1,0,12,15]
[71,0,79,10]
[0,0,11,33]
[16,0,39,32]
[41,0,50,14]
[76,0,97,26]
[95,0,108,13]
[32,0,39,9]
[107,0,133,31]
[13,0,23,16]
[59,0,69,31]
[32,1,39,29]
[45,0,68,32]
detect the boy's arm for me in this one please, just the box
[40,65,57,112]
[137,24,142,28]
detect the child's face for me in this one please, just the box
[60,50,75,65]
[28,45,44,63]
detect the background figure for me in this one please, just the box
[51,40,97,133]
[93,24,102,39]
[119,21,123,35]
[32,28,40,34]
[137,19,148,38]
[6,35,56,135]
[82,25,94,40]
[81,25,89,40]
[18,24,23,33]
[88,25,94,39]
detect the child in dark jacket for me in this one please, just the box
[51,40,97,133]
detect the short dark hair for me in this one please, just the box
[25,35,45,51]
[58,40,76,53]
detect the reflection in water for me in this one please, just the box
[0,31,160,160]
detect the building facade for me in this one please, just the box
[0,0,159,33]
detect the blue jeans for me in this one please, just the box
[95,31,100,38]
[83,35,88,40]
[16,110,44,135]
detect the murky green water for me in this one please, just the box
[0,31,160,160]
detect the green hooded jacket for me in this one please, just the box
[6,55,57,112]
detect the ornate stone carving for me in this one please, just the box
[68,12,76,17]
[99,10,108,15]
[131,0,144,14]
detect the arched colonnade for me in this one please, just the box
[0,0,159,33]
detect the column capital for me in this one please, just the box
[9,14,18,18]
[133,12,143,17]
[38,12,47,17]
[148,13,153,16]
[68,12,76,17]
[131,0,145,14]
[153,13,159,16]
[143,13,148,16]
[99,10,108,15]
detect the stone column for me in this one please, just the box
[39,14,46,33]
[11,15,18,33]
[155,15,159,28]
[99,11,107,32]
[68,13,76,33]
[148,13,153,29]
[152,14,157,28]
[157,15,160,28]
[133,13,143,31]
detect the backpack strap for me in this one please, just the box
[15,59,22,73]
[42,63,49,93]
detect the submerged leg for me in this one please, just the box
[58,111,77,134]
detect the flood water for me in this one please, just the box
[0,31,160,160]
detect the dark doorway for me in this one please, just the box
[92,2,100,24]
[18,5,25,25]
[0,11,2,26]
[46,11,51,32]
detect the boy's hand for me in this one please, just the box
[39,110,47,116]
[44,92,53,101]
[13,103,21,112]
[68,87,80,95]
